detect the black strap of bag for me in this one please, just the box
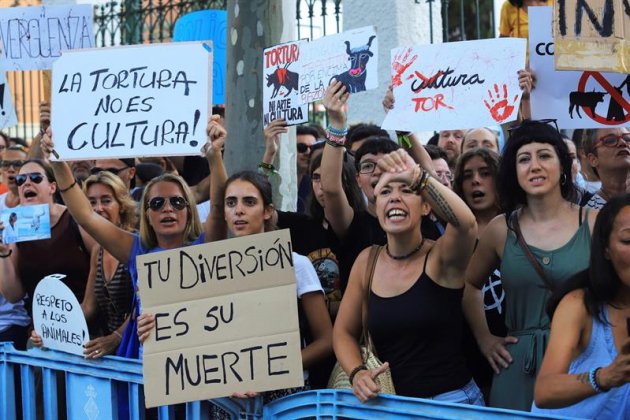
[510,211,554,291]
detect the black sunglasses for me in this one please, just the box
[15,172,45,186]
[90,166,128,176]
[147,196,188,211]
[0,160,25,169]
[508,118,559,134]
[297,143,312,154]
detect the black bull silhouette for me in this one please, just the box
[569,91,606,119]
[330,35,376,94]
[266,63,299,99]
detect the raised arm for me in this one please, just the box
[41,130,134,263]
[375,149,477,277]
[204,115,228,242]
[518,68,534,121]
[321,81,354,239]
[462,215,517,374]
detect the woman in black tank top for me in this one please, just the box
[333,149,482,404]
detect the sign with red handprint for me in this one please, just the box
[382,38,526,132]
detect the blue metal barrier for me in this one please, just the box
[264,390,580,420]
[0,342,261,419]
[1,342,580,420]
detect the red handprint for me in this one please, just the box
[391,48,418,88]
[484,83,519,123]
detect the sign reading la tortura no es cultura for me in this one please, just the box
[137,230,304,408]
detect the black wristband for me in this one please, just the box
[58,179,77,193]
[348,364,367,385]
[0,249,13,258]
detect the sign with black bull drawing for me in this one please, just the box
[137,230,303,408]
[51,41,212,161]
[298,26,378,104]
[531,7,629,128]
[262,40,308,127]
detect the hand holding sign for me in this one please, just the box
[203,114,226,159]
[322,81,349,128]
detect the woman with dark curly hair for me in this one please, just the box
[463,119,597,410]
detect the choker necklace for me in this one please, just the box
[385,238,425,260]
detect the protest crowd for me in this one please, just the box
[0,0,629,418]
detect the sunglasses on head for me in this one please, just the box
[15,172,45,186]
[147,196,188,211]
[0,160,25,169]
[297,143,312,154]
[90,166,128,176]
[595,133,630,148]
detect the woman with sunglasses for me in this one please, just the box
[30,171,136,359]
[38,117,227,358]
[0,159,96,318]
[580,128,630,210]
[463,119,597,411]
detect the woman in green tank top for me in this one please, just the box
[462,120,598,411]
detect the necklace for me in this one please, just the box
[385,238,425,260]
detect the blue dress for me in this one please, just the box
[532,306,630,419]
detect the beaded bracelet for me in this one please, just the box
[410,168,430,193]
[348,365,367,385]
[589,367,608,393]
[326,125,348,137]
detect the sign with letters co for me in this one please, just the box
[137,229,303,408]
[51,41,212,161]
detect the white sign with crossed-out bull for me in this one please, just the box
[530,7,630,128]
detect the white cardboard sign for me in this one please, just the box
[137,230,303,408]
[262,40,308,127]
[530,7,630,128]
[51,41,212,161]
[298,26,378,104]
[32,274,89,356]
[382,38,526,132]
[0,72,17,128]
[0,4,94,71]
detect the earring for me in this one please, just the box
[560,173,567,186]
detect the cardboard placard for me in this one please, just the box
[0,4,94,71]
[32,274,89,356]
[531,7,630,127]
[51,41,212,161]
[173,10,227,106]
[553,0,629,73]
[298,26,378,104]
[1,203,51,244]
[382,38,526,132]
[263,40,308,127]
[137,230,303,408]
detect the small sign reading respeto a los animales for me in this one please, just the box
[51,42,212,161]
[32,274,89,357]
[262,40,308,127]
[298,26,378,104]
[137,230,303,408]
[0,4,94,71]
[381,38,526,132]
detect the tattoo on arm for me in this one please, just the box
[576,372,590,384]
[424,181,461,228]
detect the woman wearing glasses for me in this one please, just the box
[0,146,28,213]
[38,117,226,358]
[463,119,598,411]
[0,159,95,316]
[580,128,630,210]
